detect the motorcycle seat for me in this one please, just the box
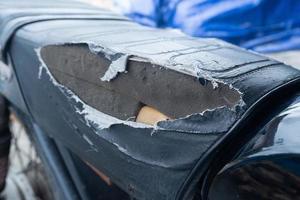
[2,1,300,199]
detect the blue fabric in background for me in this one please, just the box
[117,0,300,53]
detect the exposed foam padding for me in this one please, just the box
[41,44,241,120]
[53,72,142,120]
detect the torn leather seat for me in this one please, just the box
[1,0,300,199]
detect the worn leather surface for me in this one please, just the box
[0,0,127,61]
[1,1,300,200]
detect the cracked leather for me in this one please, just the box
[1,1,300,200]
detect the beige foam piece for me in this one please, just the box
[136,106,169,125]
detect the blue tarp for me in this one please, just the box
[115,0,300,53]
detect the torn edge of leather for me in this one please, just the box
[84,41,245,108]
[36,43,244,134]
[86,41,243,91]
[36,48,152,130]
[88,43,129,81]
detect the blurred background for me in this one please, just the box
[79,0,300,67]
